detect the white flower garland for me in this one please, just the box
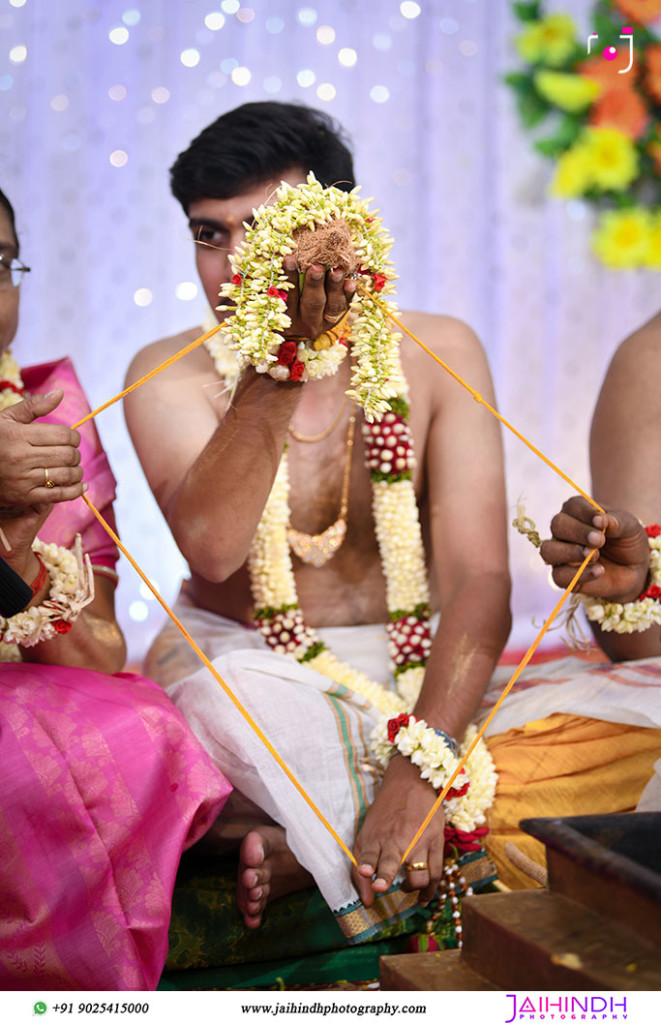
[203,178,497,838]
[371,716,497,833]
[580,527,661,633]
[217,173,405,421]
[0,535,94,647]
[0,348,25,410]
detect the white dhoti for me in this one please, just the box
[150,594,661,939]
[150,593,418,943]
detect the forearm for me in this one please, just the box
[412,570,512,740]
[168,369,302,580]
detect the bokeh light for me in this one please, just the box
[231,65,251,85]
[181,48,201,67]
[338,47,357,67]
[133,288,153,307]
[108,27,129,45]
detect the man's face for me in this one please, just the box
[0,207,19,357]
[188,167,306,317]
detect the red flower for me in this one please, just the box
[276,340,298,366]
[387,712,413,743]
[267,285,288,301]
[372,273,387,291]
[0,380,24,395]
[231,273,243,285]
[289,360,305,382]
[53,619,73,635]
[645,524,661,538]
[446,771,470,800]
[640,584,661,602]
[444,824,489,855]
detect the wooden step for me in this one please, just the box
[461,889,661,990]
[380,949,499,991]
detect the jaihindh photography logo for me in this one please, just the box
[504,994,629,1022]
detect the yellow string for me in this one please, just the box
[72,323,222,429]
[80,493,358,867]
[68,301,604,873]
[359,285,605,516]
[400,548,594,865]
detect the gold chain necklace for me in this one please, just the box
[287,393,349,444]
[287,406,356,567]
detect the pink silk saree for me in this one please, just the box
[1,360,232,990]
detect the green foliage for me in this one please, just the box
[516,88,552,129]
[513,1,542,21]
[534,113,583,157]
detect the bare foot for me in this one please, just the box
[237,825,313,929]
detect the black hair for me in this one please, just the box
[170,101,355,213]
[0,188,18,251]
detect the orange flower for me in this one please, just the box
[578,52,638,85]
[614,0,661,22]
[644,43,661,102]
[590,83,648,138]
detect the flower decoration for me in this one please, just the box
[203,177,498,856]
[507,1,661,269]
[0,348,25,410]
[580,525,661,631]
[218,173,404,421]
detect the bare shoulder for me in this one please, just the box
[125,325,214,391]
[595,309,661,428]
[601,309,661,391]
[398,310,494,408]
[400,310,483,357]
[591,308,661,512]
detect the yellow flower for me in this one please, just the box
[582,127,639,192]
[516,14,577,67]
[643,213,661,270]
[592,208,652,269]
[550,146,593,198]
[534,70,600,112]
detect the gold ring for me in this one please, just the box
[44,468,57,489]
[323,311,343,324]
[405,861,429,872]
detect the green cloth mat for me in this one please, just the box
[163,847,496,989]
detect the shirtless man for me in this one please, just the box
[124,102,511,932]
[542,308,661,662]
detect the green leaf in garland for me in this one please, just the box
[534,113,583,158]
[504,71,533,94]
[516,88,552,129]
[513,1,541,22]
[592,11,621,46]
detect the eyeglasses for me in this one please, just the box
[0,254,31,289]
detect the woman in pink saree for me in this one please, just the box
[0,188,232,990]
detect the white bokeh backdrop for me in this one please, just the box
[1,0,659,661]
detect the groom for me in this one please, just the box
[124,101,511,936]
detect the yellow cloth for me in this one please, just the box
[485,713,661,890]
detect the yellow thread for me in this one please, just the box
[400,548,595,865]
[68,303,606,873]
[359,284,605,517]
[72,324,222,429]
[79,493,357,867]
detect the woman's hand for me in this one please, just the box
[352,754,445,908]
[0,391,86,507]
[540,495,651,604]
